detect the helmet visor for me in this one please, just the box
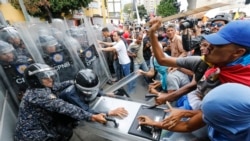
[75,82,100,96]
[36,69,59,85]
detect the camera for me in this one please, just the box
[201,25,211,35]
[182,35,203,52]
[180,18,198,30]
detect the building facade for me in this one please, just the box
[143,0,161,14]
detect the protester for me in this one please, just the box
[138,18,250,140]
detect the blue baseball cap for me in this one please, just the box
[203,20,250,47]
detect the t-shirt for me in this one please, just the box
[167,70,190,91]
[113,40,130,65]
[150,53,169,90]
[128,42,144,64]
[176,56,202,72]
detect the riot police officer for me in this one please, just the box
[67,27,98,68]
[59,68,128,118]
[15,63,107,141]
[0,27,30,57]
[38,35,79,82]
[0,40,32,100]
[66,27,89,49]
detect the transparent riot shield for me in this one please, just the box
[14,21,85,82]
[0,39,33,105]
[0,26,33,58]
[103,71,141,94]
[106,23,116,32]
[66,26,89,50]
[65,16,112,87]
[92,25,103,41]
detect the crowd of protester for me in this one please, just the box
[1,10,250,141]
[100,12,250,141]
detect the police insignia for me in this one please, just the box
[85,50,93,59]
[16,64,28,74]
[53,53,63,63]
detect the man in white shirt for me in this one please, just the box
[99,31,131,76]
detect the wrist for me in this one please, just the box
[152,121,161,127]
[157,92,161,96]
[91,114,96,121]
[141,71,145,75]
[105,112,110,117]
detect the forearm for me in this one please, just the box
[143,45,150,51]
[149,34,177,67]
[169,81,197,100]
[127,51,136,57]
[52,80,74,91]
[162,111,206,132]
[141,69,154,77]
[102,47,115,52]
[177,68,194,76]
[179,51,188,57]
[100,41,115,46]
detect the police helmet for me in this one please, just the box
[75,69,100,102]
[66,28,78,37]
[24,63,59,88]
[51,27,64,40]
[0,40,15,55]
[0,27,20,42]
[38,35,59,48]
[211,13,232,24]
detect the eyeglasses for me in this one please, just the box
[211,23,224,28]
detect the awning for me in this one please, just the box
[0,3,25,24]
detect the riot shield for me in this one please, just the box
[106,23,116,32]
[0,39,33,103]
[14,21,85,82]
[65,16,112,87]
[66,26,89,50]
[92,24,103,41]
[103,71,141,94]
[0,26,32,58]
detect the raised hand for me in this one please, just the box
[148,17,162,35]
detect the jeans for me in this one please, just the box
[134,61,149,72]
[145,59,151,68]
[113,59,122,80]
[130,61,149,93]
[120,62,134,94]
[121,62,131,77]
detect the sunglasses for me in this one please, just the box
[211,23,224,28]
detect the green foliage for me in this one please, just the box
[123,3,132,14]
[156,0,178,17]
[9,0,93,19]
[137,5,147,19]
